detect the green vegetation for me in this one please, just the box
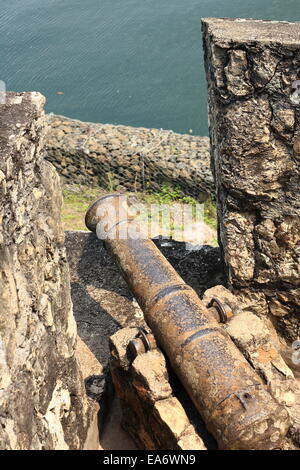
[62,185,105,231]
[203,197,217,231]
[61,183,218,236]
[107,172,117,192]
[142,183,196,205]
[142,183,217,231]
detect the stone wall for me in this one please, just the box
[202,18,300,342]
[0,93,98,449]
[44,114,214,201]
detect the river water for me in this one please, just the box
[1,1,299,135]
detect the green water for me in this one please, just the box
[1,1,299,135]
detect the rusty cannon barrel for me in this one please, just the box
[85,194,290,450]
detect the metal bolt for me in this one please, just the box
[128,338,147,359]
[207,296,233,323]
[128,329,157,360]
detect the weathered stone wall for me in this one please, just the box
[202,18,300,341]
[0,93,98,449]
[44,114,214,201]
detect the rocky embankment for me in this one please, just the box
[44,114,214,201]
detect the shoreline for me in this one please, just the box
[44,114,214,201]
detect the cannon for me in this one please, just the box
[85,194,290,450]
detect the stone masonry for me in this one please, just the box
[44,114,214,201]
[202,18,300,342]
[0,93,99,449]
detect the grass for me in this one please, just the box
[142,183,196,205]
[61,185,105,231]
[203,197,217,231]
[61,183,218,237]
[140,183,217,231]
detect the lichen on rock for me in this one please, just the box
[202,18,300,342]
[0,93,99,449]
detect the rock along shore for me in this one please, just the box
[44,114,214,201]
